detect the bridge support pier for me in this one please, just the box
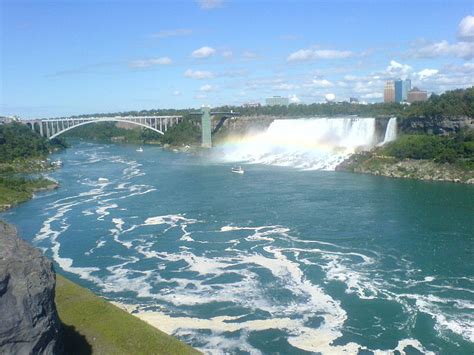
[201,107,212,148]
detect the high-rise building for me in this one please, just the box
[407,87,428,103]
[402,79,411,101]
[394,80,403,103]
[266,96,289,106]
[384,81,395,103]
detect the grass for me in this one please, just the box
[55,275,200,355]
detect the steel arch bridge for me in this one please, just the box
[22,116,182,139]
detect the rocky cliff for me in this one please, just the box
[0,221,62,354]
[399,116,473,135]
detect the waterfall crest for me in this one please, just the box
[220,117,392,171]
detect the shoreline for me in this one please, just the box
[336,152,474,184]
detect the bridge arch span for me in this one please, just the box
[49,118,165,139]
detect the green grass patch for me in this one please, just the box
[55,275,200,355]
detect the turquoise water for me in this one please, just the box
[2,141,473,354]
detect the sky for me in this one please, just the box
[1,0,473,118]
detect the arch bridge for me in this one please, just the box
[22,108,239,147]
[22,116,182,140]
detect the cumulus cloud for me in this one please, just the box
[287,48,353,62]
[417,68,439,80]
[151,29,192,39]
[191,46,216,58]
[273,83,299,90]
[386,60,413,78]
[410,40,474,60]
[129,57,172,68]
[458,15,474,41]
[196,0,223,10]
[199,84,215,92]
[308,79,334,88]
[184,69,215,79]
[289,94,301,103]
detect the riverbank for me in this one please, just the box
[0,156,61,211]
[337,151,474,184]
[56,274,200,354]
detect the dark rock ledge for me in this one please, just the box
[0,221,62,354]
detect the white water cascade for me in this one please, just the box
[220,117,392,171]
[381,117,398,145]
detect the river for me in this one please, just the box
[1,140,473,354]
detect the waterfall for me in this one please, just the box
[219,117,382,170]
[382,117,397,144]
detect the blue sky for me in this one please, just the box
[1,0,473,118]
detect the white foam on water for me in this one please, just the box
[96,203,118,220]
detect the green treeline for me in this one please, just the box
[0,122,67,163]
[381,131,474,167]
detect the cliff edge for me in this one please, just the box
[0,221,62,354]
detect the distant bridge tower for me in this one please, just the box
[201,107,212,148]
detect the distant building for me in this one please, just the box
[349,97,359,103]
[385,79,411,103]
[407,87,428,103]
[403,79,411,101]
[384,81,395,103]
[243,102,261,108]
[266,96,289,106]
[394,80,404,103]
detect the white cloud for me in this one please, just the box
[289,94,301,103]
[151,29,192,39]
[196,0,223,10]
[222,50,233,58]
[458,15,474,41]
[273,83,299,90]
[199,84,215,92]
[129,57,172,68]
[386,60,413,78]
[309,79,334,88]
[173,90,181,96]
[191,46,216,58]
[411,40,474,60]
[417,68,439,80]
[287,48,353,62]
[184,69,215,79]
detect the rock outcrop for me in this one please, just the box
[399,116,474,135]
[0,221,62,354]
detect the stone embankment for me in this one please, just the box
[337,152,474,184]
[0,221,62,354]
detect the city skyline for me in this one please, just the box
[1,0,473,118]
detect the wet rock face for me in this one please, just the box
[400,116,473,135]
[0,221,62,355]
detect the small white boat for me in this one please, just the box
[52,159,63,167]
[231,166,245,174]
[98,177,109,183]
[136,147,143,152]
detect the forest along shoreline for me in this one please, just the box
[0,123,67,211]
